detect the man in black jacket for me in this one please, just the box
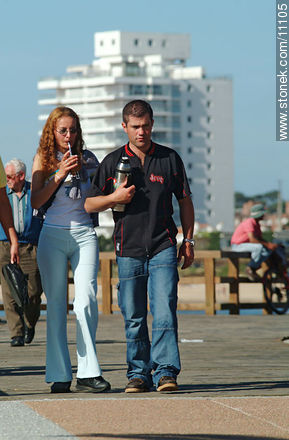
[85,100,195,392]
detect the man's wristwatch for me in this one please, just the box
[183,238,195,247]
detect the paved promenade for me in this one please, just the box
[1,312,289,439]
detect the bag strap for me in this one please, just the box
[45,178,65,208]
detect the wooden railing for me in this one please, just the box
[0,250,268,316]
[92,250,267,316]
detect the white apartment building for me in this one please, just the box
[38,31,234,235]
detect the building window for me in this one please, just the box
[187,131,192,138]
[172,85,180,97]
[207,163,211,170]
[148,39,153,46]
[100,40,104,46]
[152,85,162,95]
[150,100,167,112]
[207,132,212,139]
[129,84,145,95]
[187,84,192,92]
[207,194,212,201]
[187,115,192,122]
[134,39,139,46]
[162,39,166,47]
[172,101,180,112]
[187,147,192,154]
[188,178,192,185]
[125,63,141,76]
[187,100,192,107]
[154,116,166,126]
[207,85,212,92]
[111,39,115,45]
[207,116,211,123]
[207,147,211,154]
[172,132,181,143]
[172,116,180,128]
[206,101,211,108]
[152,132,167,143]
[208,209,212,216]
[207,178,211,185]
[188,163,192,169]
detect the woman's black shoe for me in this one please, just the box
[51,381,71,393]
[76,376,111,393]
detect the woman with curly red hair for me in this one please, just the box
[31,107,110,394]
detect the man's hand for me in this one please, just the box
[112,179,136,205]
[85,178,135,214]
[177,241,195,269]
[10,241,19,264]
[266,242,278,251]
[0,187,19,263]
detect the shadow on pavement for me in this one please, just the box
[0,391,8,396]
[0,365,45,377]
[178,380,289,393]
[96,339,126,344]
[75,434,286,440]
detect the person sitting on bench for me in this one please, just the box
[231,203,286,281]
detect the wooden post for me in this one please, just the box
[204,257,216,315]
[261,261,271,315]
[227,258,240,314]
[101,257,113,314]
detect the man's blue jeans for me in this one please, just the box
[117,246,180,388]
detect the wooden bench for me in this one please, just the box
[218,250,266,315]
[177,250,266,316]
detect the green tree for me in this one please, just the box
[235,190,283,214]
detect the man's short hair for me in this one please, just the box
[122,100,153,124]
[5,158,26,176]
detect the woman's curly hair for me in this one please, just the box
[37,107,84,175]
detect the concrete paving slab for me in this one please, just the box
[1,312,289,438]
[0,401,77,439]
[25,396,289,439]
[1,314,289,399]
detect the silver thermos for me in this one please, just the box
[113,157,132,212]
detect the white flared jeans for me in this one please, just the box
[37,225,102,383]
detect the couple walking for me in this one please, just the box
[30,100,195,393]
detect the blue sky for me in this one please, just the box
[1,0,287,198]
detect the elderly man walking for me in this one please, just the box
[0,158,42,346]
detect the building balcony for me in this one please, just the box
[38,98,59,106]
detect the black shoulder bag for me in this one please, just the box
[2,263,29,308]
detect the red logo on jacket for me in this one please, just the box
[149,173,164,184]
